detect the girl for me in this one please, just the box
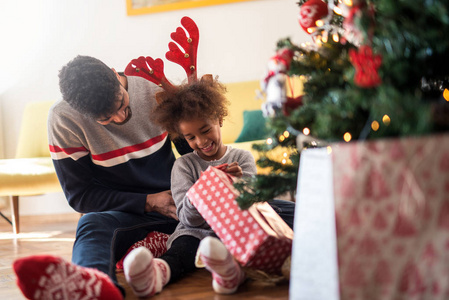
[123,75,256,297]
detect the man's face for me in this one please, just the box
[96,85,132,125]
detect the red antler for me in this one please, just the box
[165,16,199,83]
[124,56,175,91]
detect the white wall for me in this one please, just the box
[0,0,309,215]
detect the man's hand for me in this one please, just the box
[145,191,178,220]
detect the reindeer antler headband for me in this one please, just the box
[124,16,200,94]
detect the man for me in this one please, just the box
[13,55,192,299]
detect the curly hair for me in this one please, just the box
[153,77,229,139]
[58,55,121,119]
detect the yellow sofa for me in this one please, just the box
[221,79,302,173]
[0,101,62,233]
[221,80,266,163]
[221,80,264,145]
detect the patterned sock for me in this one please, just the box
[13,255,122,300]
[123,247,170,297]
[116,231,169,271]
[198,236,245,294]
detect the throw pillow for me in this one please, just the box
[235,110,269,143]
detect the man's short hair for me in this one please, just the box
[58,55,121,118]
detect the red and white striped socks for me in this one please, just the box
[123,247,170,297]
[198,236,245,294]
[13,255,122,300]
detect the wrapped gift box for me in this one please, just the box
[187,166,294,274]
[290,134,449,300]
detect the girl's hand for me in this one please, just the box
[223,162,243,178]
[215,163,228,171]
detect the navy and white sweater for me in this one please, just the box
[48,76,182,214]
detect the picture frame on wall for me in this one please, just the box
[126,0,256,15]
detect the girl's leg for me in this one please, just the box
[197,236,245,294]
[123,235,200,297]
[162,235,200,283]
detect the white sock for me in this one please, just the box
[123,247,170,297]
[198,236,245,294]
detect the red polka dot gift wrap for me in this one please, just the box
[187,166,294,275]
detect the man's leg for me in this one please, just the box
[13,211,178,299]
[268,199,295,229]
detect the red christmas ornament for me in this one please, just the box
[283,95,303,116]
[349,45,382,88]
[298,0,329,33]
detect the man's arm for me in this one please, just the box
[52,155,147,214]
[53,154,177,217]
[48,106,148,214]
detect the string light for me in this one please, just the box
[282,159,287,164]
[382,115,391,125]
[371,120,380,131]
[327,146,333,154]
[444,88,449,101]
[303,127,310,135]
[334,6,343,15]
[279,135,285,142]
[322,34,328,43]
[283,131,290,138]
[343,132,352,142]
[315,20,324,27]
[266,138,273,145]
[343,0,353,6]
[332,33,340,43]
[283,152,288,158]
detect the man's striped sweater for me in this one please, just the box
[48,76,179,214]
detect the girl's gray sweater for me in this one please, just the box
[167,146,257,248]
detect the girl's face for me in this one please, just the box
[179,117,225,161]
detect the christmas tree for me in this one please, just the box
[236,0,449,209]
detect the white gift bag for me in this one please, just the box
[290,147,339,300]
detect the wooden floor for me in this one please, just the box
[0,213,290,300]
